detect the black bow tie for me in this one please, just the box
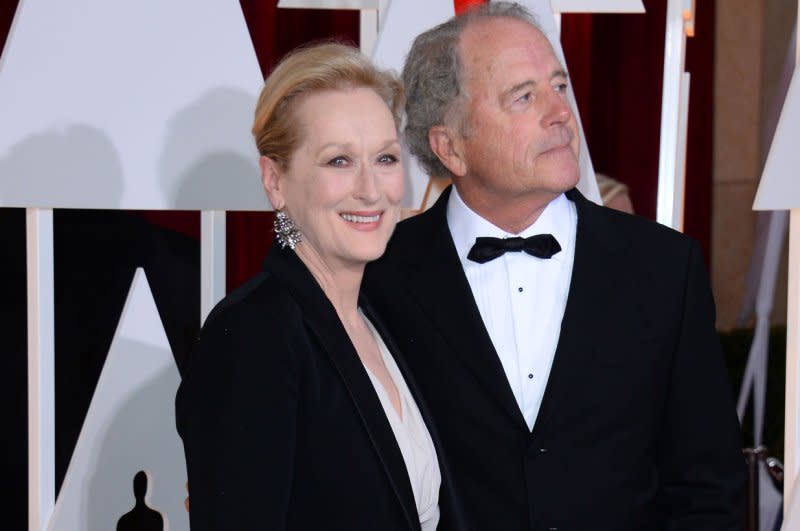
[467,234,561,264]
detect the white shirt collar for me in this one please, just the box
[446,186,573,265]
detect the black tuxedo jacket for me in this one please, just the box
[363,187,746,531]
[176,244,465,530]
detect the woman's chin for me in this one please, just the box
[351,244,390,265]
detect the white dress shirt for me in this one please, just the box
[447,187,577,431]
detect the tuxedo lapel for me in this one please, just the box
[389,187,528,431]
[531,189,633,437]
[263,247,419,531]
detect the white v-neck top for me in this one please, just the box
[361,312,441,531]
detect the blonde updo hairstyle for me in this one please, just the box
[252,42,405,169]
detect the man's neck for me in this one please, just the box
[455,185,560,235]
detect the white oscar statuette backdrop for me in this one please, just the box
[752,8,800,523]
[0,1,264,530]
[0,1,263,211]
[47,269,188,531]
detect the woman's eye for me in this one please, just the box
[377,153,399,165]
[327,156,349,167]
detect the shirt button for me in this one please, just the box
[528,373,533,379]
[518,287,524,292]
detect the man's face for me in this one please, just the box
[453,17,580,215]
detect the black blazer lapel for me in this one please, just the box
[263,246,420,531]
[360,298,469,531]
[531,189,635,437]
[385,186,528,432]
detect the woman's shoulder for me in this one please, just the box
[204,271,298,331]
[176,272,307,443]
[196,271,309,359]
[181,270,313,393]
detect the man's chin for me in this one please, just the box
[539,165,581,193]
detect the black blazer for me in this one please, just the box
[363,187,746,531]
[176,244,465,530]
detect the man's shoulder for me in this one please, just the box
[381,207,446,263]
[397,205,442,239]
[576,193,696,256]
[364,209,449,299]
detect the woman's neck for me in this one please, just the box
[293,243,363,324]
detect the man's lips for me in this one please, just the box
[538,139,578,160]
[540,128,575,156]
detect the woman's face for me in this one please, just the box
[262,87,404,271]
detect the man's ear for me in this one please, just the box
[429,125,467,177]
[260,156,285,210]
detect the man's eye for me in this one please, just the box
[516,92,532,103]
[378,153,399,165]
[327,156,349,167]
[554,82,568,93]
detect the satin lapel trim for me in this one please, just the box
[395,188,528,431]
[263,247,420,531]
[531,190,631,437]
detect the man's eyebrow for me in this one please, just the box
[502,80,536,99]
[502,70,570,99]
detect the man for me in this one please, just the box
[363,3,746,530]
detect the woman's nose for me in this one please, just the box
[354,164,381,203]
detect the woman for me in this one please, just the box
[177,43,458,530]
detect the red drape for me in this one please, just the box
[454,0,487,14]
[562,0,714,262]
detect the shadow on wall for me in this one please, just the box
[174,152,261,209]
[0,124,123,207]
[159,86,265,210]
[0,88,266,210]
[83,341,188,531]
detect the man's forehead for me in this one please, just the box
[459,18,563,83]
[460,16,547,49]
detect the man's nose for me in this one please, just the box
[542,89,573,127]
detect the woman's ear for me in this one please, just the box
[428,125,467,178]
[260,156,285,210]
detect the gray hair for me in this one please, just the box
[402,2,540,179]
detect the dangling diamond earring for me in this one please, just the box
[273,210,302,250]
